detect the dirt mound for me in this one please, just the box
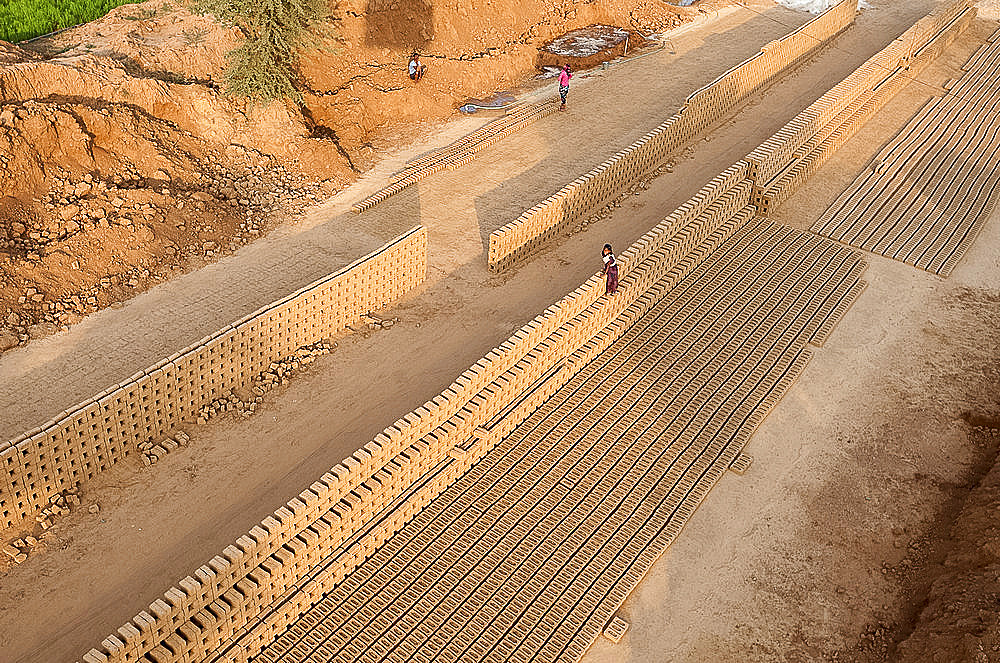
[0,0,353,350]
[894,422,1000,663]
[538,24,646,69]
[0,0,728,354]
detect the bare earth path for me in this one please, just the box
[0,1,971,662]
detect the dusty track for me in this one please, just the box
[3,1,998,662]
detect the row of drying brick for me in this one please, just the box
[77,147,760,663]
[682,0,856,135]
[352,102,558,213]
[209,166,763,663]
[810,30,1000,276]
[1,227,427,536]
[485,0,858,273]
[745,0,975,198]
[65,5,972,657]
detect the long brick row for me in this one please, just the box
[1,227,428,536]
[811,32,1000,276]
[256,218,866,663]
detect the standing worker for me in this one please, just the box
[409,53,426,82]
[558,64,572,110]
[602,243,619,295]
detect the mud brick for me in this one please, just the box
[81,650,110,663]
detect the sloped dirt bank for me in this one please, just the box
[0,0,727,355]
[891,413,1000,663]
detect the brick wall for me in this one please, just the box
[486,0,857,273]
[1,227,427,535]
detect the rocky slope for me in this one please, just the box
[0,0,723,352]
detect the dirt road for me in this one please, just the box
[6,0,993,661]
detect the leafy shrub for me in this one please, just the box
[195,0,331,103]
[0,0,139,43]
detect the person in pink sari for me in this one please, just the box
[602,243,618,295]
[558,64,572,110]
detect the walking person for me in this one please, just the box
[558,64,572,110]
[602,243,619,295]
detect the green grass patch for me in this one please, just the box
[0,0,141,43]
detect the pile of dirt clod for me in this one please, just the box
[0,0,729,354]
[538,25,643,69]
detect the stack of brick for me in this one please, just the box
[746,0,974,215]
[1,227,427,534]
[486,0,858,273]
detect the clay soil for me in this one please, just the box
[0,0,722,355]
[1,1,999,662]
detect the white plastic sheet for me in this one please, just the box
[776,0,867,14]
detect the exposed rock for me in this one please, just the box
[0,328,18,351]
[27,321,59,339]
[60,204,80,221]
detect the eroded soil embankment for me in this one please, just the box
[0,0,724,354]
[892,416,1000,663]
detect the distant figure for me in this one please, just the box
[409,53,426,82]
[558,64,572,110]
[602,243,618,295]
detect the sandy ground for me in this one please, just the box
[582,16,1000,663]
[3,1,998,662]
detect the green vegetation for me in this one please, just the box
[194,0,331,103]
[0,0,139,43]
[0,0,329,103]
